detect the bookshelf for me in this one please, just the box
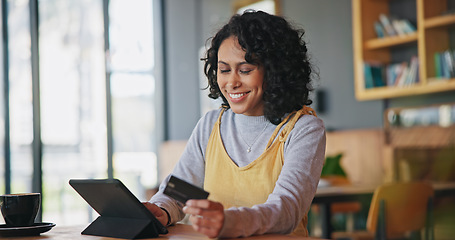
[352,0,455,101]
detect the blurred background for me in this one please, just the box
[0,0,454,232]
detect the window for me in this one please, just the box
[8,0,34,195]
[108,0,158,199]
[38,0,107,225]
[1,0,161,226]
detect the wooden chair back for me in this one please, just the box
[366,181,434,238]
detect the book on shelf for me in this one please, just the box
[386,64,396,86]
[415,61,420,84]
[394,63,409,87]
[434,50,455,79]
[364,57,419,89]
[385,62,405,86]
[372,65,385,87]
[401,19,416,33]
[391,20,406,36]
[375,14,416,38]
[374,21,385,38]
[393,19,416,35]
[438,52,447,78]
[381,57,419,87]
[364,62,386,88]
[364,63,374,89]
[379,14,396,36]
[404,56,419,86]
[435,52,442,78]
[443,50,455,78]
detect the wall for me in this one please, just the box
[163,0,203,140]
[163,0,231,140]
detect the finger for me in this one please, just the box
[186,199,224,211]
[189,215,223,238]
[183,206,221,219]
[197,226,220,239]
[142,202,168,226]
[182,205,203,216]
[183,200,224,220]
[201,209,225,222]
[143,202,164,217]
[185,199,213,209]
[189,214,223,228]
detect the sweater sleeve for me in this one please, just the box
[218,116,326,238]
[149,109,220,225]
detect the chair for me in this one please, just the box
[332,181,434,240]
[323,176,363,231]
[320,153,363,233]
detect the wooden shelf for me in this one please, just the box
[386,125,455,148]
[355,79,455,101]
[425,14,455,29]
[365,33,418,50]
[353,0,455,101]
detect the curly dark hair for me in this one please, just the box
[202,10,316,125]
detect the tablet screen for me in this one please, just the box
[69,178,167,234]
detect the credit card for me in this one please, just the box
[163,175,209,204]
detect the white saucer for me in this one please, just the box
[318,179,331,188]
[0,222,56,237]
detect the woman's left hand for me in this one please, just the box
[142,202,169,227]
[183,199,224,238]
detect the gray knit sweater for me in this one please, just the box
[150,108,326,238]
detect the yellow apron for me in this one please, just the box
[203,106,317,236]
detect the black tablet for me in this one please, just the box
[69,179,168,239]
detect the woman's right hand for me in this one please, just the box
[183,199,224,238]
[143,202,169,226]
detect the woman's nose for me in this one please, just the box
[227,73,240,89]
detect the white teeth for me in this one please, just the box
[229,93,246,99]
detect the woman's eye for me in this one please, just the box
[240,69,252,74]
[219,69,230,73]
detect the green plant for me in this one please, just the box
[321,153,347,177]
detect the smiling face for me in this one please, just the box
[217,36,265,116]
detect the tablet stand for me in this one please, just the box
[82,216,159,239]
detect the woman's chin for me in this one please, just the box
[230,106,264,116]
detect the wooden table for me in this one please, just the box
[14,224,326,240]
[312,182,455,239]
[313,184,375,239]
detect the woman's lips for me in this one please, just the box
[228,92,249,103]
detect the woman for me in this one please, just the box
[145,10,326,238]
